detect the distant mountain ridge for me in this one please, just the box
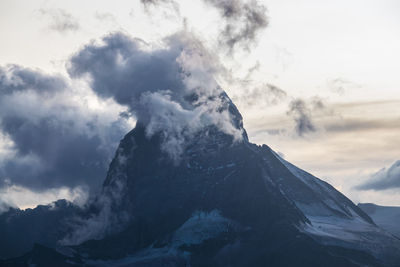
[358,203,400,238]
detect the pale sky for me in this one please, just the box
[0,0,399,208]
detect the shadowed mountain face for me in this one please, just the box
[0,200,80,259]
[1,95,399,266]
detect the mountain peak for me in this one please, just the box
[2,91,400,266]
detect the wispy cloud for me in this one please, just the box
[326,78,363,95]
[139,0,269,52]
[233,83,287,107]
[94,12,117,23]
[325,118,400,133]
[38,9,80,33]
[286,97,326,137]
[203,0,268,52]
[139,0,180,15]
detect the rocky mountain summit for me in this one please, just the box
[1,93,399,267]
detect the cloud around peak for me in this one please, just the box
[0,30,247,195]
[68,32,245,161]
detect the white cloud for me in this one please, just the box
[0,185,88,210]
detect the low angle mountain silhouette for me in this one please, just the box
[1,92,399,267]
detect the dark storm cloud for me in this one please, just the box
[68,32,243,162]
[204,0,268,51]
[38,9,80,33]
[0,65,130,192]
[287,98,325,137]
[356,161,400,191]
[0,65,66,95]
[0,30,244,193]
[68,33,184,115]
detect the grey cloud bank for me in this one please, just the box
[68,32,244,162]
[0,30,246,196]
[0,65,131,192]
[1,0,268,203]
[0,65,66,95]
[357,161,400,191]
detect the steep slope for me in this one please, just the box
[55,96,398,266]
[2,125,383,267]
[273,155,400,264]
[2,94,399,266]
[359,203,400,238]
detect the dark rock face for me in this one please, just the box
[1,97,399,266]
[65,122,381,266]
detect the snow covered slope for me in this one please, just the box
[359,203,400,238]
[272,153,400,264]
